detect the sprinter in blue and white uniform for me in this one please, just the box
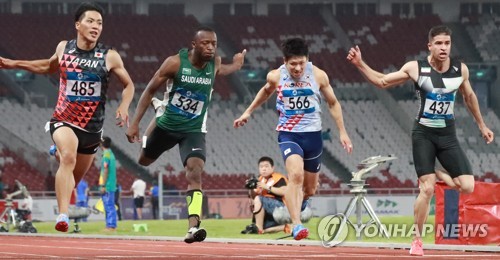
[234,38,353,241]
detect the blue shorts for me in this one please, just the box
[260,196,285,229]
[278,131,323,173]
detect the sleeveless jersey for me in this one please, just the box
[414,58,463,128]
[52,39,111,133]
[156,48,215,133]
[276,62,322,132]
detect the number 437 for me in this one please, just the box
[429,101,450,114]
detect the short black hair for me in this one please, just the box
[428,25,452,42]
[258,156,274,167]
[101,136,111,148]
[74,2,104,22]
[193,26,215,40]
[281,38,309,60]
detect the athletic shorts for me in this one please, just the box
[134,196,144,208]
[278,131,323,173]
[143,125,206,166]
[259,196,285,229]
[412,121,472,178]
[48,121,102,154]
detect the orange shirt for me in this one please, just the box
[257,172,287,199]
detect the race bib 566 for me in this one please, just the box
[282,89,316,115]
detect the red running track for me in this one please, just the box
[0,236,498,259]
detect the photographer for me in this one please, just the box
[244,156,288,234]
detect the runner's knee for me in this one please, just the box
[287,170,304,185]
[138,156,153,166]
[185,162,203,183]
[59,150,77,167]
[303,185,316,198]
[419,182,434,198]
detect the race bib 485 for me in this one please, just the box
[66,71,102,102]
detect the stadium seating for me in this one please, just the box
[1,12,498,192]
[215,14,442,84]
[0,14,234,99]
[2,87,498,191]
[322,98,416,186]
[0,147,46,191]
[0,84,10,97]
[214,15,363,82]
[0,99,141,191]
[463,14,500,62]
[338,15,442,71]
[98,98,342,190]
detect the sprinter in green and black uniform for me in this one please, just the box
[126,27,245,243]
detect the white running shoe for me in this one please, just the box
[184,226,207,243]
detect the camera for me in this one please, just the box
[244,176,258,189]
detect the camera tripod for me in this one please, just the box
[0,180,28,232]
[335,155,397,240]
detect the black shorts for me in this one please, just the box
[49,121,102,154]
[134,196,144,208]
[143,125,206,166]
[412,121,472,178]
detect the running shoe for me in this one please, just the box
[151,97,162,111]
[300,199,313,222]
[301,198,311,211]
[184,227,207,243]
[55,214,69,232]
[49,144,57,156]
[409,238,424,256]
[292,224,309,240]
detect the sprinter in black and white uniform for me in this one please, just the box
[347,25,494,256]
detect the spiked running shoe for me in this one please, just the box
[292,224,309,240]
[151,97,162,111]
[409,238,424,256]
[55,214,69,232]
[49,144,57,156]
[184,227,207,243]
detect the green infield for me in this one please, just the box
[23,215,435,244]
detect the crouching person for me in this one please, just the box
[242,156,288,234]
